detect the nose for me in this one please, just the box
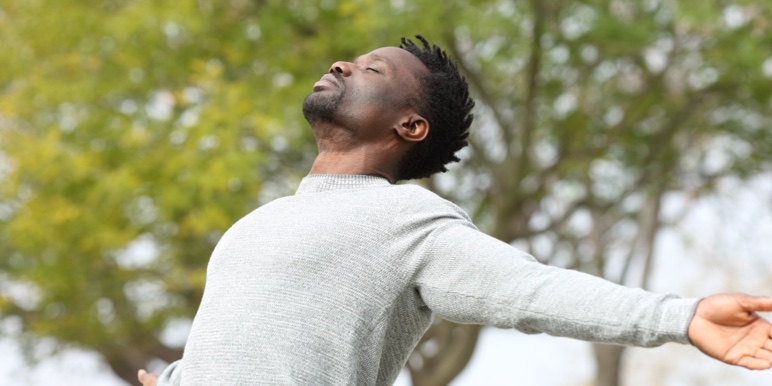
[329,61,353,76]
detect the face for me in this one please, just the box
[302,46,428,139]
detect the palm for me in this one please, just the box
[688,294,772,370]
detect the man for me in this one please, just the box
[138,36,772,385]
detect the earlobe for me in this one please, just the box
[396,115,429,143]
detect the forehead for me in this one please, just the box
[362,46,429,77]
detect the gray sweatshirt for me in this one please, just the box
[156,174,699,385]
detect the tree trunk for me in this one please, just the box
[592,343,626,386]
[408,320,481,386]
[107,356,145,386]
[104,344,183,385]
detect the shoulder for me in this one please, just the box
[388,184,475,227]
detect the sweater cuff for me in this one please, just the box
[658,297,702,345]
[156,359,182,386]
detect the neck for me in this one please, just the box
[309,148,398,183]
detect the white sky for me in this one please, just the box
[1,175,771,385]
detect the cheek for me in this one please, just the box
[360,85,407,110]
[341,81,410,125]
[350,83,384,103]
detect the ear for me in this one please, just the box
[394,114,429,143]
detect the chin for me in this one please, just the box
[302,91,343,124]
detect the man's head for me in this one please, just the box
[303,45,429,145]
[302,35,475,181]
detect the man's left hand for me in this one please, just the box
[688,293,772,370]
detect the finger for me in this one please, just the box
[765,339,772,352]
[755,348,772,363]
[737,355,772,370]
[739,295,772,312]
[138,370,159,386]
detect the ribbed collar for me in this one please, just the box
[295,174,391,194]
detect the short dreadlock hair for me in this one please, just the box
[396,35,475,181]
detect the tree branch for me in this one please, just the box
[448,36,516,149]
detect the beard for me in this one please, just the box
[302,85,345,126]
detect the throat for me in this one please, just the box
[309,149,396,183]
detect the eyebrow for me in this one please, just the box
[353,53,393,69]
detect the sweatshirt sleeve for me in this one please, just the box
[155,359,182,386]
[405,201,699,347]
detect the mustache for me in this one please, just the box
[327,71,344,86]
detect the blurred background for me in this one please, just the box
[1,0,771,385]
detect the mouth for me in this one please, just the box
[312,73,341,91]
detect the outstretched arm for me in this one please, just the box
[688,293,772,370]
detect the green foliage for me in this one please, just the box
[1,0,771,384]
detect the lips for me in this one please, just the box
[312,73,340,91]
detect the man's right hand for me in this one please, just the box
[138,369,158,386]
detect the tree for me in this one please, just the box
[1,0,771,385]
[409,0,772,385]
[1,0,335,382]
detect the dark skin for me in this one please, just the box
[137,46,772,385]
[304,46,430,183]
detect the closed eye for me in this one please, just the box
[366,68,380,73]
